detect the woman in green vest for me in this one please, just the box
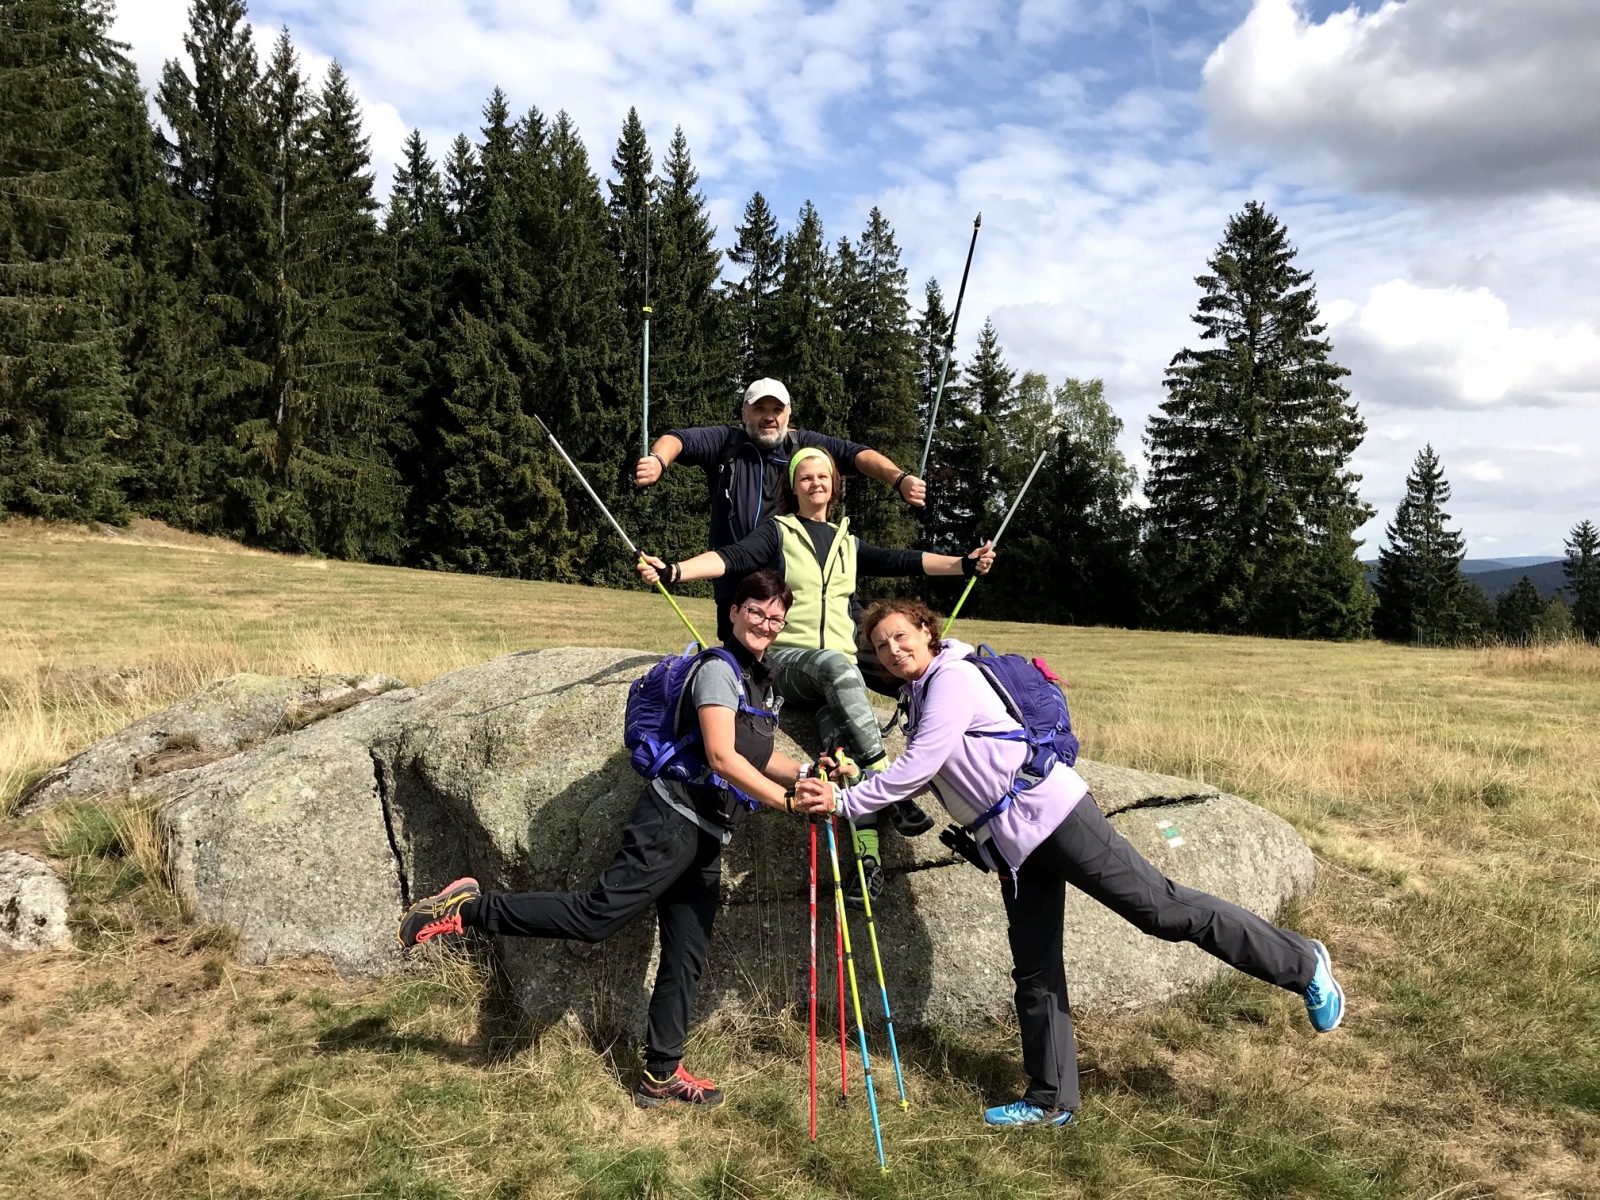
[639,447,994,904]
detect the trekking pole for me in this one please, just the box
[808,817,819,1142]
[835,891,849,1107]
[940,447,1048,638]
[532,413,707,647]
[917,214,981,478]
[641,199,652,459]
[826,815,888,1173]
[848,818,909,1112]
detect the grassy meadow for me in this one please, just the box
[2,518,1597,1199]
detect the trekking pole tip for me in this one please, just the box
[973,212,982,227]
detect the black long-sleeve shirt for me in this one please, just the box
[714,516,923,580]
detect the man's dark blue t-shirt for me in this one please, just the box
[667,424,868,637]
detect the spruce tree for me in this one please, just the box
[1143,201,1372,638]
[914,278,966,549]
[604,119,724,575]
[0,0,132,522]
[383,130,447,545]
[1373,445,1479,645]
[529,110,629,582]
[294,61,405,560]
[110,43,190,523]
[223,29,316,549]
[154,0,263,530]
[1564,519,1600,642]
[979,376,1143,626]
[951,319,1017,539]
[413,94,563,578]
[769,201,845,436]
[836,207,918,550]
[606,106,653,451]
[726,191,782,384]
[650,127,732,432]
[1495,576,1543,646]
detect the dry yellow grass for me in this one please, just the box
[3,518,1599,1199]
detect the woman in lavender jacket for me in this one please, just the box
[796,597,1346,1129]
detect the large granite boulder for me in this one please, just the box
[0,851,72,952]
[120,648,1313,1036]
[20,672,405,813]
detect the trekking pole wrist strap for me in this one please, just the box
[961,549,979,577]
[893,469,911,499]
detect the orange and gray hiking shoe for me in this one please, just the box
[396,877,480,948]
[633,1063,725,1109]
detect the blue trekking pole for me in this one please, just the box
[918,214,981,478]
[641,198,653,458]
[849,818,909,1111]
[825,815,888,1172]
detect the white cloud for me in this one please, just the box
[1462,459,1504,482]
[1329,280,1600,409]
[1202,0,1600,197]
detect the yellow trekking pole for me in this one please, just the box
[941,447,1048,638]
[532,412,707,647]
[825,813,888,1172]
[829,749,908,1112]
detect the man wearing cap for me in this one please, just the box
[634,378,928,643]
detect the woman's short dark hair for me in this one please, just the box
[734,568,793,612]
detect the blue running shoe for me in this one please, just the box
[1304,939,1345,1032]
[983,1101,1074,1127]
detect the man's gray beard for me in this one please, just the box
[746,423,786,450]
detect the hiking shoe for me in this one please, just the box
[634,1063,725,1108]
[1304,939,1345,1032]
[396,877,480,948]
[842,855,884,910]
[887,798,934,837]
[983,1100,1074,1128]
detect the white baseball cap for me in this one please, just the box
[742,378,791,408]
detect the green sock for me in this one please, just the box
[853,825,880,863]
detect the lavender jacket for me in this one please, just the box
[837,638,1088,876]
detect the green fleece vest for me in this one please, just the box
[772,513,858,654]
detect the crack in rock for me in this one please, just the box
[1102,792,1214,817]
[370,747,411,908]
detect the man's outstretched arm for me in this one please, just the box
[854,447,927,508]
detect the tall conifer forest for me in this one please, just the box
[3,0,1402,638]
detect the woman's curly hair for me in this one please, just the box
[857,596,944,659]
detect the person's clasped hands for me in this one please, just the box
[793,775,838,815]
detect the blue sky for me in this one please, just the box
[111,0,1600,557]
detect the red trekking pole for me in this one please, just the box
[808,817,818,1140]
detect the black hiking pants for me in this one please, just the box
[468,786,722,1075]
[1002,794,1318,1112]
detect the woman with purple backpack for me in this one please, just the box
[796,597,1346,1129]
[396,570,817,1111]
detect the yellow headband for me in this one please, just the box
[787,447,834,489]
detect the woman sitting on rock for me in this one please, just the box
[398,570,814,1110]
[796,597,1345,1129]
[637,446,994,907]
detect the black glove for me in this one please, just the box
[961,547,982,577]
[939,824,990,873]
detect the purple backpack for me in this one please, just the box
[623,645,774,810]
[961,645,1079,829]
